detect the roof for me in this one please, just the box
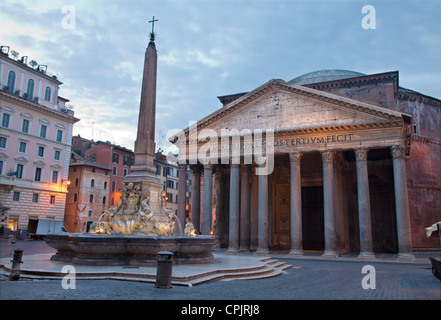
[288,69,366,85]
[69,160,111,171]
[172,78,411,142]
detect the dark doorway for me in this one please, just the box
[302,186,324,251]
[369,173,398,253]
[272,183,291,250]
[27,219,38,235]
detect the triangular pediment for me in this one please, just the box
[33,160,46,167]
[187,79,407,136]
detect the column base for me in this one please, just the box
[397,252,416,261]
[322,250,339,258]
[227,247,240,254]
[358,251,376,260]
[288,249,304,257]
[255,248,269,255]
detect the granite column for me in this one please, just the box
[355,148,375,259]
[391,145,415,261]
[289,152,303,256]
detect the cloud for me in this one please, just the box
[1,0,439,152]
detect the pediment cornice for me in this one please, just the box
[175,79,410,142]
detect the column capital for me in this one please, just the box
[321,150,336,163]
[203,162,214,170]
[391,145,405,159]
[333,151,345,167]
[289,152,303,165]
[255,157,268,167]
[354,148,369,162]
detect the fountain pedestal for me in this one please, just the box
[46,234,217,266]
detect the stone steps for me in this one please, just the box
[0,256,292,286]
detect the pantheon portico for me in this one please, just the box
[172,76,423,260]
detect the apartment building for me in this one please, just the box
[64,155,111,233]
[0,46,79,234]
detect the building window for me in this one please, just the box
[0,136,6,149]
[88,210,92,217]
[56,129,63,142]
[21,119,30,133]
[91,179,95,187]
[54,150,61,161]
[113,166,117,175]
[37,146,45,157]
[34,167,42,181]
[13,191,20,201]
[27,79,34,101]
[19,141,27,153]
[52,171,58,183]
[156,165,161,175]
[0,160,3,175]
[89,194,94,203]
[33,193,39,203]
[111,181,116,192]
[73,193,77,202]
[16,164,24,179]
[104,181,107,190]
[7,70,15,94]
[123,169,127,177]
[102,196,106,205]
[50,195,55,204]
[112,152,119,164]
[44,86,51,102]
[1,113,10,128]
[7,217,18,232]
[40,124,47,138]
[75,178,79,186]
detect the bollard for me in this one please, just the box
[8,249,23,281]
[155,251,173,288]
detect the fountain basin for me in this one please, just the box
[46,234,217,266]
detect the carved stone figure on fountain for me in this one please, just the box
[89,182,179,236]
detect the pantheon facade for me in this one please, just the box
[172,70,441,259]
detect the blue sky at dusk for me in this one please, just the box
[1,0,440,152]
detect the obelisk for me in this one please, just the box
[125,17,163,213]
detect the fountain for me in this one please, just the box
[46,22,216,266]
[46,182,217,265]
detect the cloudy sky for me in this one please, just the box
[1,0,440,152]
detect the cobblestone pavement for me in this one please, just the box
[1,239,440,301]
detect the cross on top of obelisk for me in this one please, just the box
[149,16,158,42]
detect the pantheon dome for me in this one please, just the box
[288,69,366,85]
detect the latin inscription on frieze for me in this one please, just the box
[274,133,354,147]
